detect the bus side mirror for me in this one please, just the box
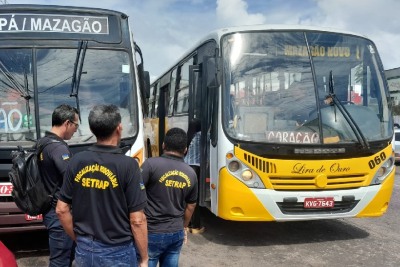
[138,62,150,99]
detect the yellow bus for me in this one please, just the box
[0,4,149,232]
[144,25,395,221]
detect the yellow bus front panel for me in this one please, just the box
[218,168,275,221]
[216,145,395,221]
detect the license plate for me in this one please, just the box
[304,197,334,208]
[25,214,43,221]
[0,183,13,196]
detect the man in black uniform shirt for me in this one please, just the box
[40,104,79,267]
[56,104,148,267]
[141,127,198,267]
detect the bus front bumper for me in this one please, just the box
[217,168,395,221]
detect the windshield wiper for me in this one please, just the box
[327,71,369,149]
[23,71,32,130]
[70,40,88,121]
[303,33,324,143]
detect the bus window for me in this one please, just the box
[0,49,35,140]
[168,68,178,116]
[148,84,155,117]
[175,58,193,114]
[154,83,160,118]
[36,48,137,142]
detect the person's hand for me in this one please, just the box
[184,227,189,244]
[139,257,149,267]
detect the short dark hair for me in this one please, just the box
[52,104,79,126]
[89,104,121,140]
[164,128,187,154]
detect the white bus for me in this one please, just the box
[145,24,395,222]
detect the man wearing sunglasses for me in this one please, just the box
[39,104,79,267]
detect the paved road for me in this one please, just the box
[180,166,400,267]
[2,167,399,267]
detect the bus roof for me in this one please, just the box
[0,4,129,43]
[202,24,366,43]
[153,24,370,83]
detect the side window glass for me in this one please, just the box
[153,83,160,118]
[168,68,177,116]
[148,85,155,118]
[176,87,189,114]
[175,58,193,114]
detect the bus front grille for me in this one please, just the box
[269,174,367,190]
[242,153,277,174]
[239,150,368,190]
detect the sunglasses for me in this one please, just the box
[69,120,79,128]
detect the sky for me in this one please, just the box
[6,0,400,81]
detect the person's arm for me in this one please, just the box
[130,210,148,267]
[56,199,76,241]
[183,203,196,244]
[56,163,75,240]
[184,169,198,229]
[184,203,196,228]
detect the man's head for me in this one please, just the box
[89,104,122,142]
[51,104,79,140]
[163,127,187,154]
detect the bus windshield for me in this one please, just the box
[222,31,392,145]
[0,47,137,145]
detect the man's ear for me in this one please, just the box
[116,123,123,135]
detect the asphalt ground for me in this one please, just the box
[2,165,400,267]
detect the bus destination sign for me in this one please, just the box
[0,13,109,34]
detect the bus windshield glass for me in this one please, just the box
[0,47,137,145]
[222,31,392,145]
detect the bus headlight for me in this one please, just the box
[371,156,395,185]
[226,151,265,189]
[242,170,253,181]
[228,160,240,172]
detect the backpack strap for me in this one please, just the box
[36,137,62,196]
[36,137,60,153]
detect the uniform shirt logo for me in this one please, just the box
[74,163,119,189]
[62,154,70,160]
[158,170,191,189]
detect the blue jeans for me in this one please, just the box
[148,230,184,267]
[42,208,75,267]
[75,235,137,267]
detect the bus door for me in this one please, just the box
[157,84,169,155]
[189,55,219,208]
[188,63,211,208]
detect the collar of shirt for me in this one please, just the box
[161,153,184,162]
[88,144,124,154]
[44,131,67,144]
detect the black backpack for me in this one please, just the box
[8,138,60,216]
